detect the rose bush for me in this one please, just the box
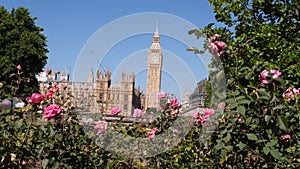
[0,67,111,168]
[187,0,300,168]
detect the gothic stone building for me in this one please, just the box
[38,69,144,117]
[188,79,207,109]
[145,22,163,109]
[38,23,165,116]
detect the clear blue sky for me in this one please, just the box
[1,0,220,100]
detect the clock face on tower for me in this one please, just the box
[151,55,158,63]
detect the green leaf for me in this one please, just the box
[239,66,251,71]
[225,146,233,151]
[246,133,258,141]
[263,146,270,155]
[53,161,60,169]
[277,116,289,131]
[214,143,224,150]
[42,159,49,169]
[274,78,285,86]
[260,96,271,101]
[266,139,278,147]
[270,149,282,160]
[265,115,273,124]
[235,96,245,101]
[239,99,250,105]
[237,106,245,116]
[239,142,246,150]
[273,105,285,110]
[223,133,231,143]
[256,139,267,143]
[246,117,252,125]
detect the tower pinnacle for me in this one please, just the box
[153,21,160,43]
[154,20,159,37]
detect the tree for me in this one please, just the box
[188,0,300,168]
[0,7,48,98]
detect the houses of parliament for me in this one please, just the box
[38,23,163,117]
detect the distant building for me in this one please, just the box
[182,87,191,109]
[188,79,207,109]
[38,23,165,117]
[38,69,144,117]
[145,22,163,109]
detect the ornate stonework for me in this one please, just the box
[39,23,164,116]
[145,22,163,109]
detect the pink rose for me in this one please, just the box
[214,41,225,50]
[198,116,207,124]
[2,100,9,106]
[193,108,215,125]
[283,87,294,100]
[209,43,219,56]
[193,112,206,124]
[218,102,225,109]
[208,35,225,57]
[30,93,44,104]
[170,98,180,108]
[260,69,281,84]
[147,128,158,139]
[151,128,158,133]
[281,134,291,141]
[261,79,269,84]
[293,88,300,95]
[260,69,269,84]
[26,97,32,103]
[260,69,269,78]
[94,121,107,135]
[111,107,121,115]
[271,69,282,79]
[46,90,53,99]
[133,108,143,118]
[16,64,21,70]
[173,129,179,134]
[192,112,199,119]
[43,104,61,119]
[157,92,166,99]
[147,132,156,139]
[205,108,215,116]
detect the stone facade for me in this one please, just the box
[182,87,192,109]
[38,70,144,117]
[188,79,207,109]
[145,22,163,109]
[38,23,163,116]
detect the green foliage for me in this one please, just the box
[187,0,300,168]
[0,7,48,98]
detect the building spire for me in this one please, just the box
[152,21,160,43]
[88,67,94,83]
[154,20,159,37]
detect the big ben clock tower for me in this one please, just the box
[146,22,163,109]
